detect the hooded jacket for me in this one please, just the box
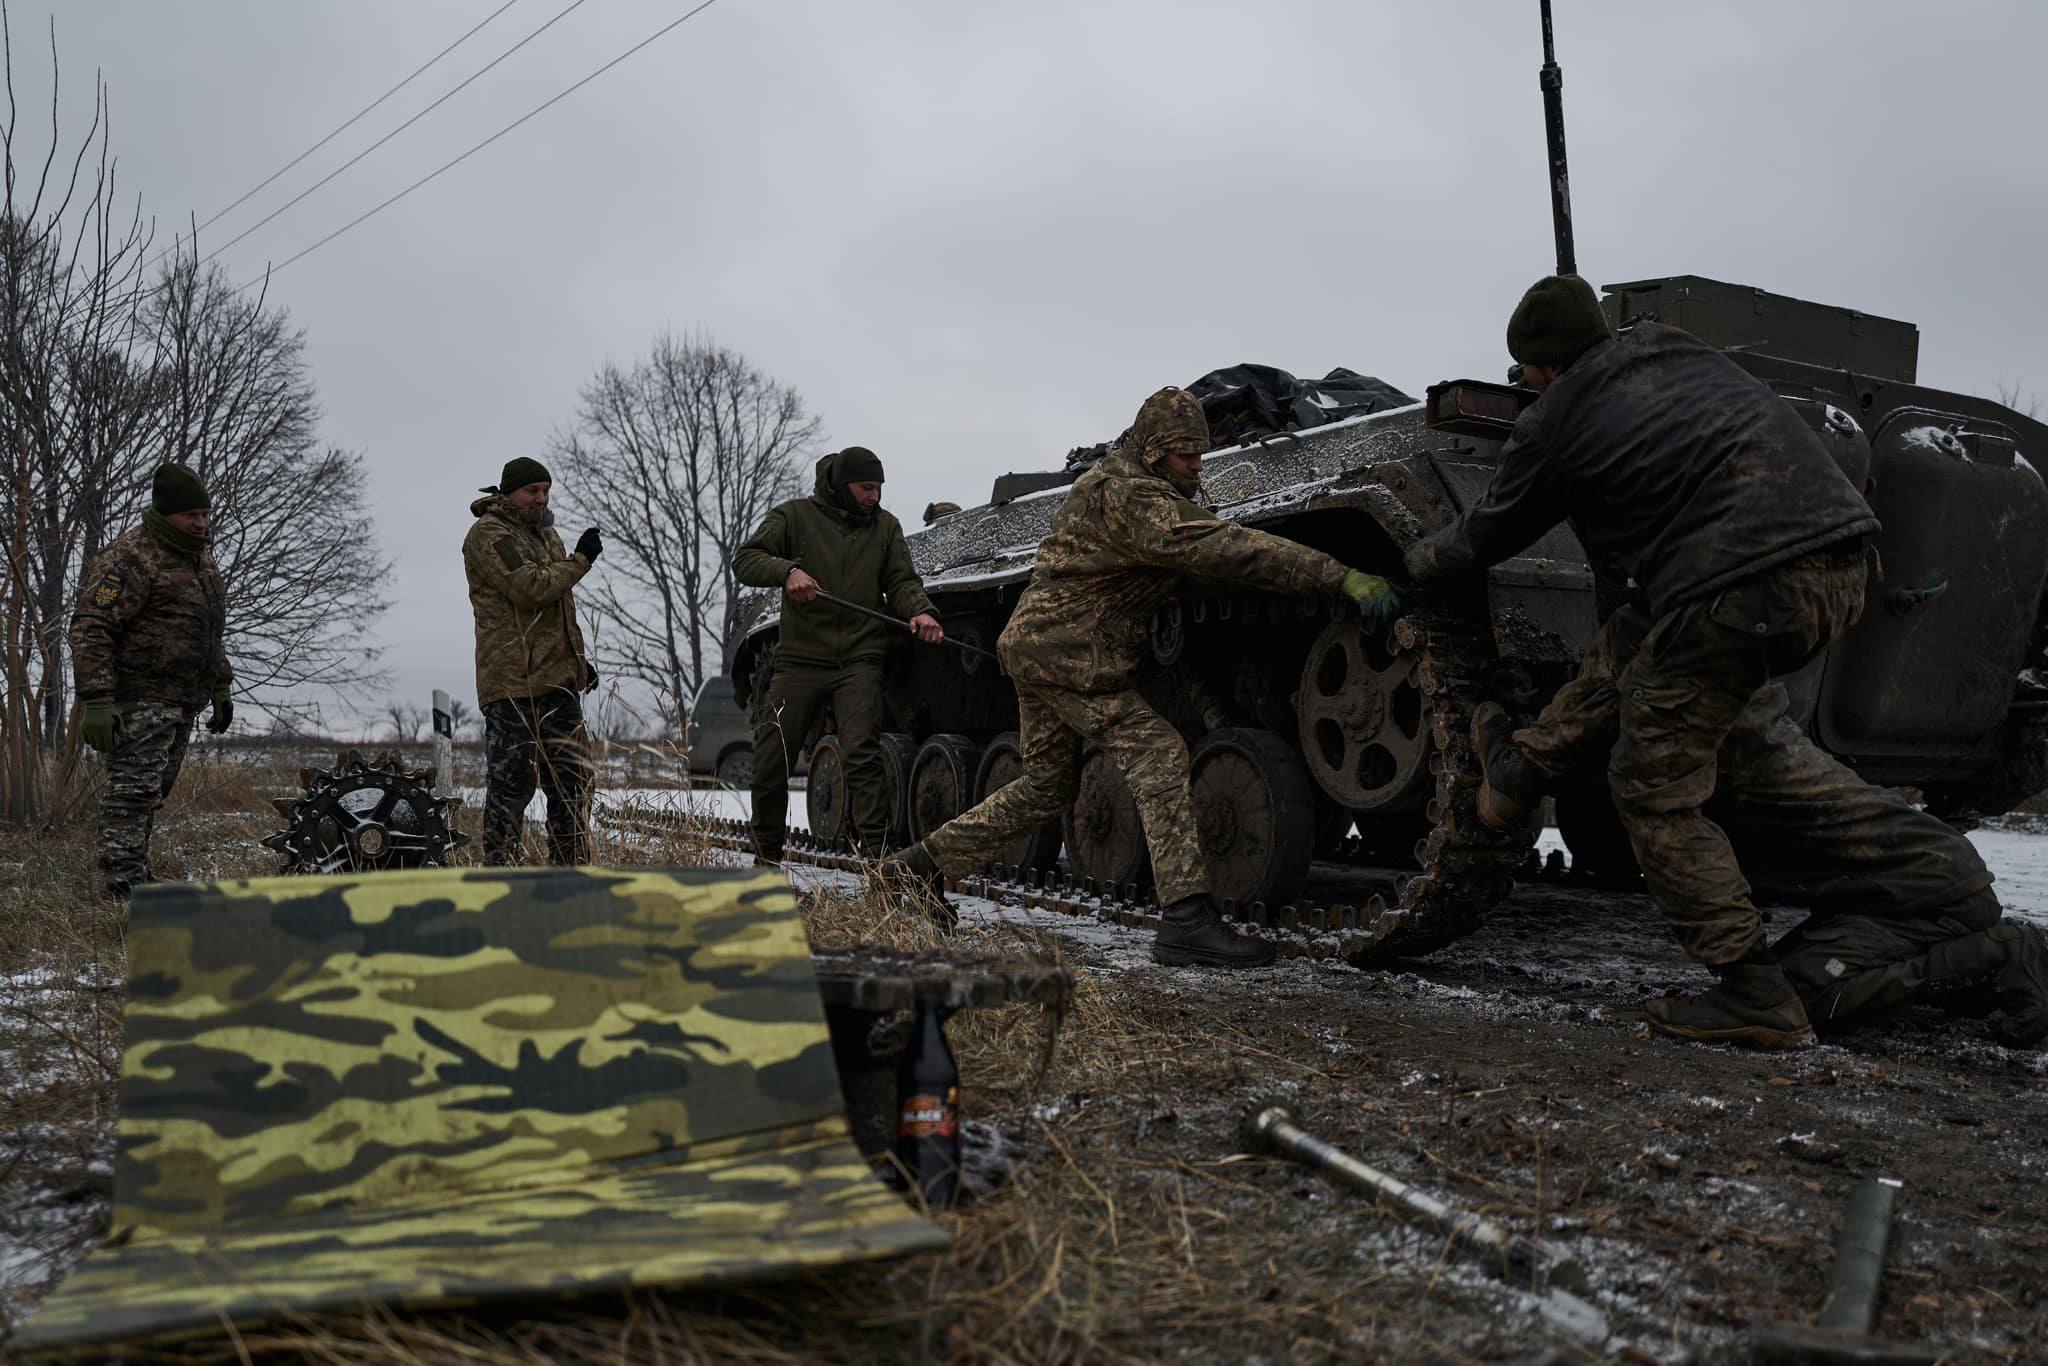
[1414,323,1880,617]
[70,522,232,707]
[733,451,936,667]
[462,493,592,705]
[998,390,1351,693]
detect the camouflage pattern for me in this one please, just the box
[96,701,197,893]
[922,682,1208,904]
[997,387,1351,694]
[462,494,592,707]
[750,660,886,859]
[482,692,593,866]
[15,866,946,1352]
[1609,550,1872,964]
[69,522,231,707]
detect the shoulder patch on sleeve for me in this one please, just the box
[493,536,524,571]
[90,572,125,609]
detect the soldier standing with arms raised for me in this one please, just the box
[463,457,602,866]
[735,446,942,862]
[880,387,1401,967]
[70,463,234,900]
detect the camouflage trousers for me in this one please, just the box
[97,701,196,893]
[482,691,592,866]
[1513,566,2002,1028]
[922,683,1207,905]
[750,660,886,859]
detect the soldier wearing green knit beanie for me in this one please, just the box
[69,462,235,899]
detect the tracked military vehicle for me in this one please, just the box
[731,274,2048,962]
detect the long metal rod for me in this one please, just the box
[1539,0,1576,276]
[813,590,999,663]
[1243,1104,1586,1293]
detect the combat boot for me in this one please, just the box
[871,842,958,932]
[1152,894,1276,969]
[1470,703,1545,835]
[1645,956,1815,1050]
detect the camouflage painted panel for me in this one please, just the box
[113,867,836,1237]
[18,866,946,1353]
[18,1134,945,1352]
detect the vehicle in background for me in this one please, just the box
[686,674,755,789]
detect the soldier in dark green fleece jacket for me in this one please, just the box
[733,446,941,860]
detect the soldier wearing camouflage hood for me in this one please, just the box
[463,457,603,866]
[734,445,942,860]
[70,462,234,899]
[879,387,1400,967]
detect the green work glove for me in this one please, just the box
[1341,570,1400,627]
[208,683,234,734]
[81,696,119,754]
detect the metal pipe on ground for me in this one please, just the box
[1239,1102,1587,1295]
[1752,1177,1934,1365]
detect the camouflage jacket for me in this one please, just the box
[462,495,592,705]
[998,446,1350,692]
[70,522,231,707]
[733,453,936,667]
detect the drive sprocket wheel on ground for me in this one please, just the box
[262,750,468,873]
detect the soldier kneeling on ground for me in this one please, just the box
[70,463,235,900]
[876,386,1401,968]
[1407,274,2047,1049]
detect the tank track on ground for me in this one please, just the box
[603,606,1539,965]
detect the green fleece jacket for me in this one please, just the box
[733,452,937,666]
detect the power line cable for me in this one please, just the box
[248,0,728,285]
[198,0,597,269]
[165,0,526,260]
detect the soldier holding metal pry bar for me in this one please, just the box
[734,446,944,865]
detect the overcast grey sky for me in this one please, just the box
[26,1,2048,728]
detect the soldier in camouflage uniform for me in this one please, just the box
[463,456,603,866]
[70,463,235,899]
[1408,274,2048,1048]
[881,387,1401,967]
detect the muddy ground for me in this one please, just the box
[3,802,2045,1361]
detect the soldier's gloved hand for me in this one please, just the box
[575,527,603,563]
[81,696,119,754]
[208,684,233,734]
[1341,570,1400,627]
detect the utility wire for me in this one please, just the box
[199,0,597,269]
[161,0,526,264]
[249,0,728,285]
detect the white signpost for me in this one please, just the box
[431,689,455,798]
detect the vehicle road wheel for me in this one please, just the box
[1191,727,1317,909]
[910,734,982,842]
[1062,747,1152,894]
[805,735,848,846]
[879,733,918,849]
[1298,618,1431,813]
[973,731,1063,872]
[715,746,753,791]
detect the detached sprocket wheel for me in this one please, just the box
[263,750,467,873]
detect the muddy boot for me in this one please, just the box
[1151,893,1276,969]
[1470,703,1545,835]
[870,842,958,932]
[1645,955,1815,1050]
[1989,922,2048,1047]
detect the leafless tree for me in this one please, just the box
[445,696,472,739]
[1996,381,2043,424]
[143,253,390,707]
[0,6,156,825]
[551,333,815,728]
[383,701,425,743]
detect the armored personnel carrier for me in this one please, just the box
[732,275,2048,962]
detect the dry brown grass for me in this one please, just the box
[3,801,1564,1363]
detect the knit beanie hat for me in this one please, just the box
[498,456,552,493]
[151,462,211,515]
[1505,274,1612,369]
[835,446,885,485]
